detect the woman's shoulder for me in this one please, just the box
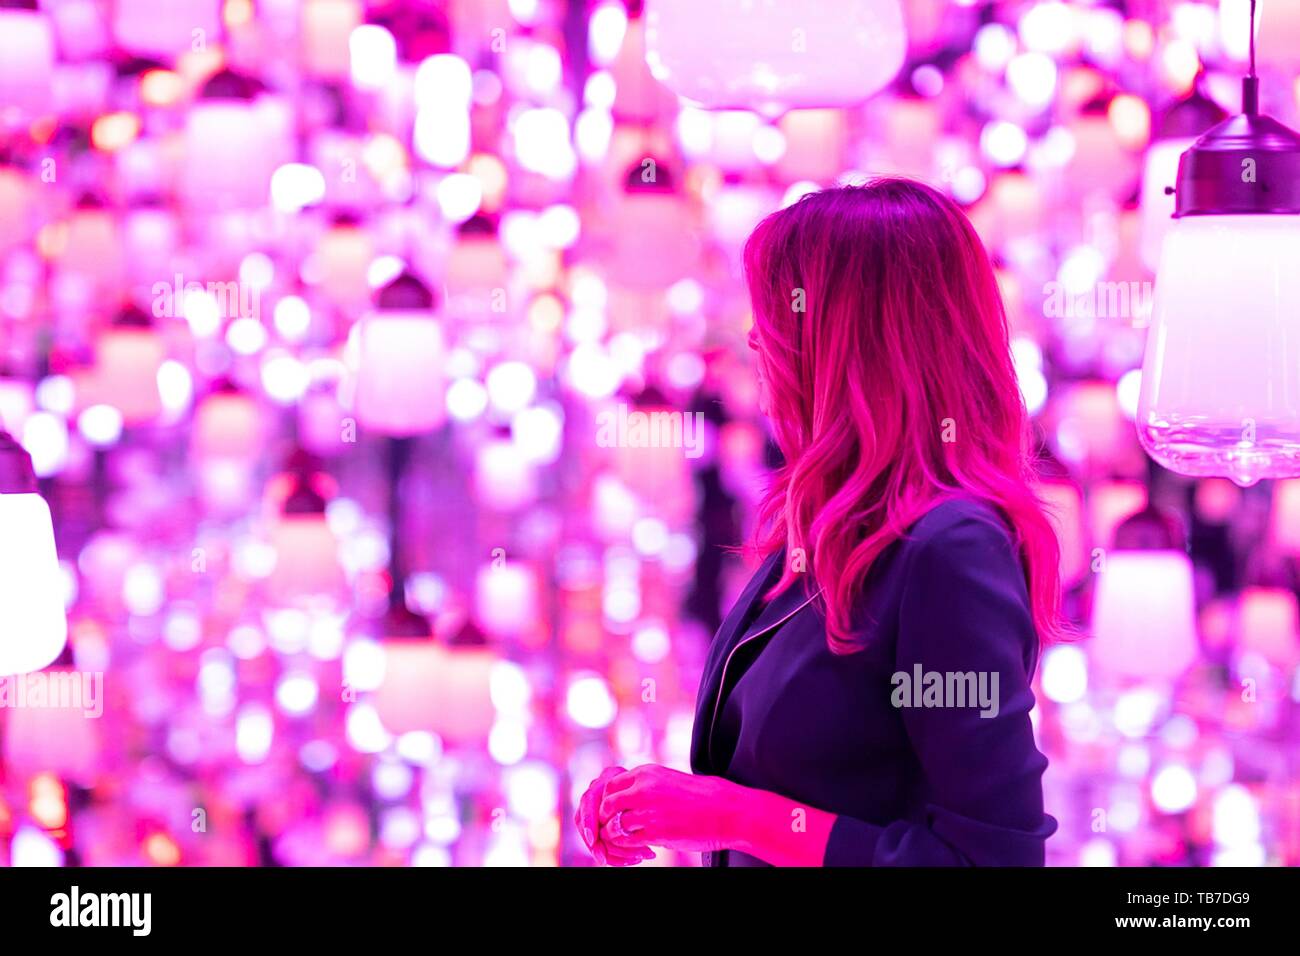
[905,495,1015,552]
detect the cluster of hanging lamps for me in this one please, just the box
[1137,0,1300,487]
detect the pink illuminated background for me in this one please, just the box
[0,0,1299,867]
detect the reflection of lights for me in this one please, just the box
[485,361,537,415]
[345,703,392,754]
[447,378,489,422]
[270,163,326,214]
[1115,368,1141,420]
[1151,764,1197,814]
[1041,645,1087,703]
[1007,53,1056,107]
[236,703,275,764]
[349,25,397,90]
[567,673,617,729]
[78,404,124,447]
[276,671,320,716]
[372,758,415,799]
[489,719,528,765]
[1078,838,1117,866]
[981,121,1028,167]
[1113,688,1165,737]
[1212,784,1260,847]
[343,638,386,691]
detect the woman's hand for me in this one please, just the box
[574,766,656,866]
[596,764,739,854]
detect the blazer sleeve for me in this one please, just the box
[823,509,1058,866]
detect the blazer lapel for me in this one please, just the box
[690,548,822,773]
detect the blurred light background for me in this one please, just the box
[0,0,1298,867]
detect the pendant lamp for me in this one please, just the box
[354,271,447,436]
[643,0,906,114]
[0,431,67,677]
[1137,0,1300,487]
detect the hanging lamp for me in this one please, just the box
[1137,0,1300,487]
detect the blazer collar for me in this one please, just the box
[691,548,822,773]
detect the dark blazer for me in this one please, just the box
[690,497,1057,866]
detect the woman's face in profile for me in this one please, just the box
[748,325,771,419]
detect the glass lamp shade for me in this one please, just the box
[192,388,262,461]
[91,326,165,425]
[0,492,67,677]
[643,0,906,113]
[0,166,35,258]
[266,515,345,605]
[473,439,538,511]
[1090,550,1198,681]
[316,224,375,311]
[607,188,698,292]
[644,0,909,113]
[1137,138,1197,272]
[181,74,288,212]
[372,641,497,741]
[1269,478,1300,554]
[2,671,100,782]
[1137,214,1300,486]
[1038,479,1087,589]
[111,0,221,59]
[301,0,363,79]
[474,563,539,637]
[1238,586,1300,671]
[0,5,54,121]
[354,311,447,436]
[1257,0,1300,73]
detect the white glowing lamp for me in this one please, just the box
[0,432,67,677]
[372,609,498,742]
[607,162,699,292]
[1238,586,1300,670]
[3,671,100,782]
[1255,0,1300,73]
[474,562,540,637]
[112,0,220,58]
[90,308,165,426]
[354,272,447,436]
[643,0,906,113]
[0,1,54,121]
[1091,550,1198,681]
[266,464,345,606]
[1137,12,1300,487]
[1270,479,1300,554]
[301,0,363,79]
[181,70,286,212]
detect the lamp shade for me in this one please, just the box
[91,309,165,426]
[1136,214,1300,486]
[0,2,54,121]
[643,0,906,113]
[354,273,447,436]
[112,0,221,58]
[181,70,285,212]
[1090,550,1198,681]
[0,433,66,677]
[372,609,499,743]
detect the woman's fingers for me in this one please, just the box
[598,778,641,822]
[601,811,651,849]
[577,766,625,849]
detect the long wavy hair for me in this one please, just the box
[743,179,1065,652]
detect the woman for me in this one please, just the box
[575,179,1062,867]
